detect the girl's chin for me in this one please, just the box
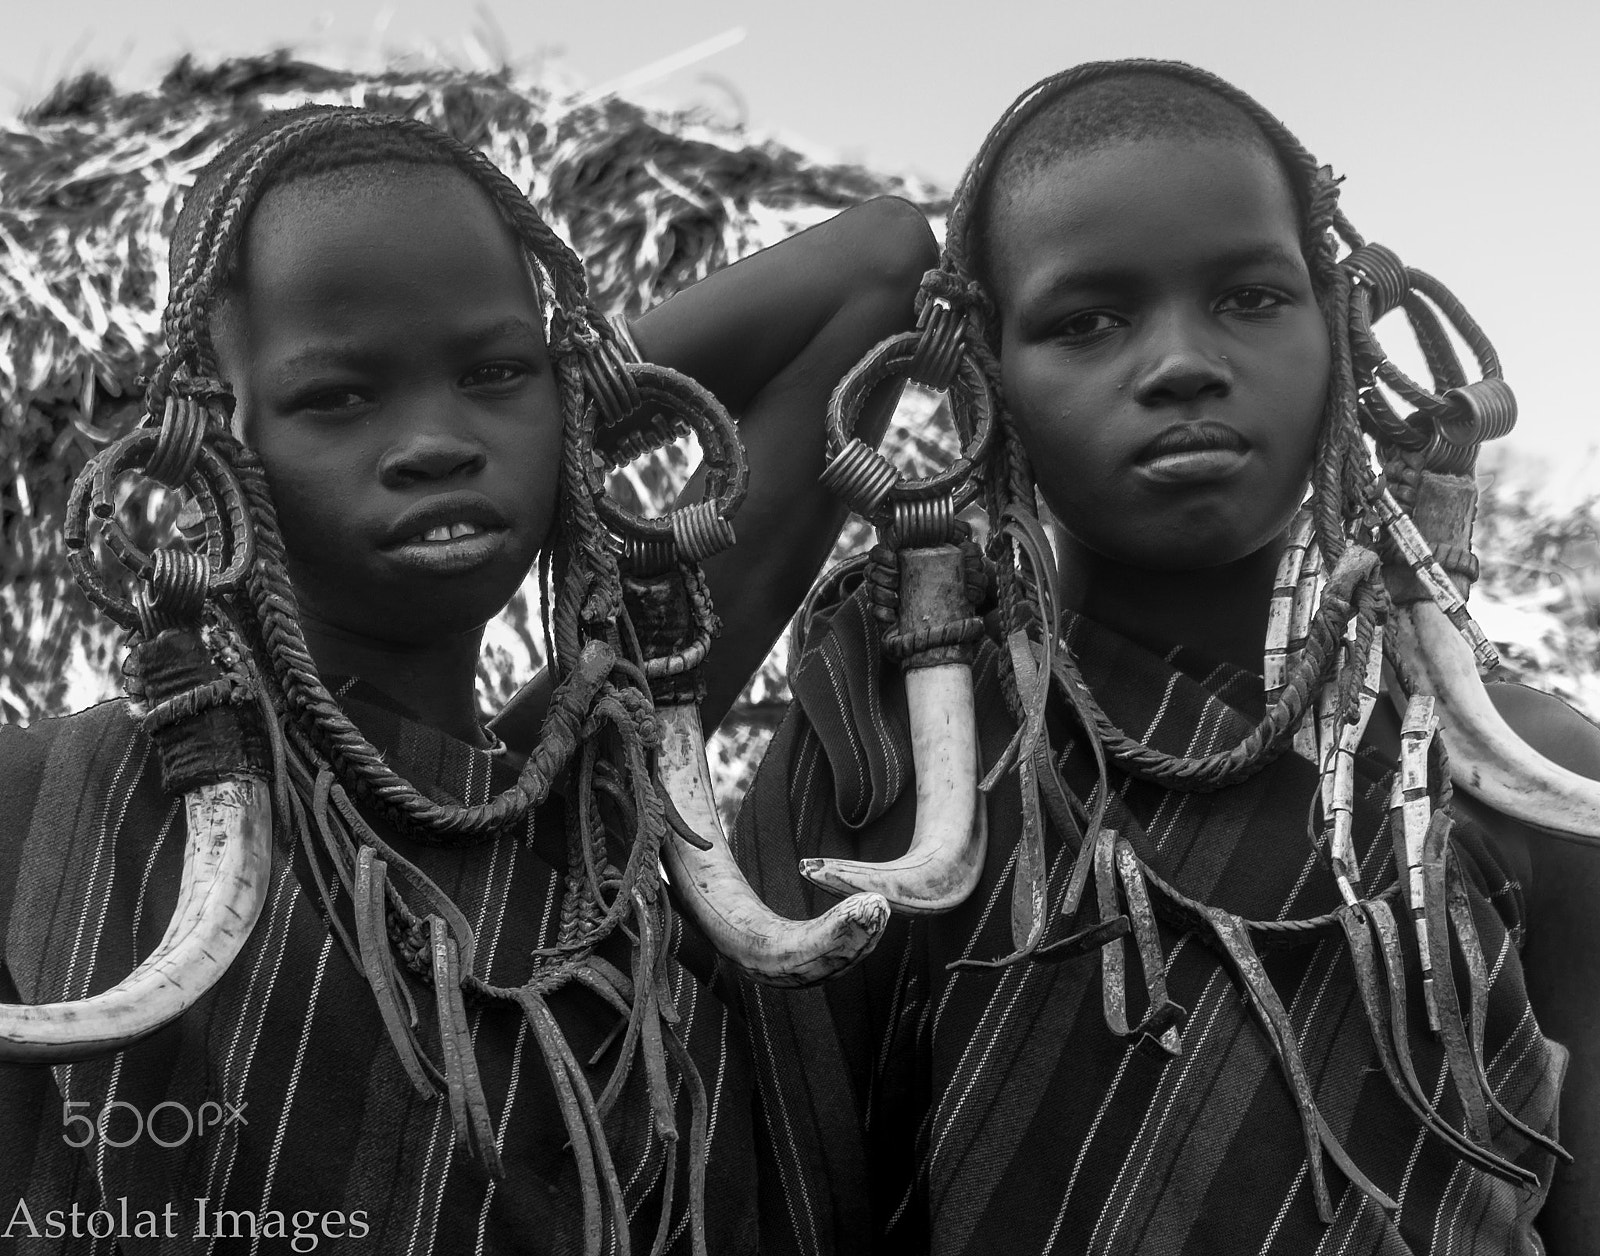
[1064,518,1282,574]
[288,571,529,647]
[294,602,507,652]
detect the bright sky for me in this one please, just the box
[5,0,1598,504]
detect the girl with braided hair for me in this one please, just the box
[0,105,934,1253]
[734,62,1600,1254]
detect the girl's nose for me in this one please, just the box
[1132,316,1233,405]
[378,427,487,486]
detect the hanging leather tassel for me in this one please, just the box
[300,765,362,969]
[633,896,680,1144]
[1028,743,1129,965]
[352,848,435,1098]
[333,782,480,968]
[961,572,1068,968]
[1364,898,1537,1186]
[1443,853,1569,1161]
[1418,810,1491,1143]
[1202,908,1399,1221]
[980,505,1062,796]
[429,916,503,1179]
[592,959,650,1120]
[250,675,296,848]
[1004,630,1051,955]
[1094,827,1134,1038]
[659,1017,711,1256]
[517,987,630,1256]
[1338,902,1530,1180]
[1113,838,1184,1054]
[311,767,358,897]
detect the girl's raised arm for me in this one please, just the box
[630,196,937,728]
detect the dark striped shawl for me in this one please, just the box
[733,584,1567,1256]
[0,683,759,1255]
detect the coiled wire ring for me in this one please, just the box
[823,329,995,524]
[578,362,748,560]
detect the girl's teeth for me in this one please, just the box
[412,522,485,544]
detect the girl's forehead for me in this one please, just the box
[215,167,552,371]
[990,137,1303,303]
[239,165,551,312]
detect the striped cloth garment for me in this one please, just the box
[0,682,760,1255]
[732,581,1567,1256]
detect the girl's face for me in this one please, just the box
[987,136,1330,571]
[216,167,565,646]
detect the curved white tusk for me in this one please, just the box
[656,704,889,987]
[1392,598,1600,844]
[0,777,273,1062]
[799,660,987,914]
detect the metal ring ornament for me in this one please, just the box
[578,330,644,429]
[144,395,210,488]
[1430,378,1518,448]
[907,297,966,392]
[1344,248,1515,462]
[1421,431,1478,476]
[64,426,255,628]
[887,496,957,550]
[822,330,996,522]
[579,362,748,560]
[135,548,212,636]
[1341,243,1409,321]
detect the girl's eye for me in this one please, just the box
[296,388,369,415]
[1056,310,1125,342]
[462,363,529,389]
[1218,287,1287,315]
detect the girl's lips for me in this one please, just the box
[1134,447,1251,484]
[383,526,508,575]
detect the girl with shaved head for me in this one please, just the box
[735,62,1600,1255]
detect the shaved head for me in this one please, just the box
[973,71,1303,297]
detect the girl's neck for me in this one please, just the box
[1053,528,1285,676]
[299,615,489,749]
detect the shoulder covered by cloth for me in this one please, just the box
[0,700,147,948]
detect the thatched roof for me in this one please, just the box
[0,52,944,723]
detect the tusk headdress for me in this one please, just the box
[801,291,996,915]
[1,391,274,1062]
[585,346,892,984]
[1337,241,1600,849]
